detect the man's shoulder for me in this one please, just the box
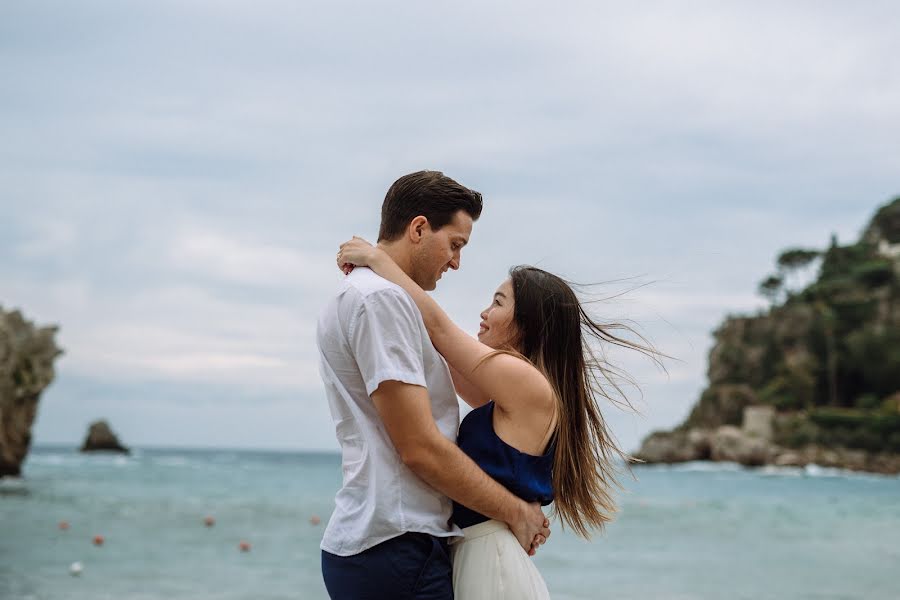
[344,268,413,305]
[320,269,414,329]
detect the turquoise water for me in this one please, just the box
[2,447,899,600]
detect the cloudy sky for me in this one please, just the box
[2,1,898,452]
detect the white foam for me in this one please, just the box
[801,463,900,481]
[638,461,745,473]
[26,453,83,466]
[804,463,851,478]
[636,460,900,481]
[758,465,805,477]
[0,477,28,492]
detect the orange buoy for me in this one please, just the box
[309,515,321,526]
[59,521,70,531]
[204,516,216,527]
[239,540,251,552]
[93,535,105,546]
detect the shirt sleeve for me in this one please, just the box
[349,288,427,396]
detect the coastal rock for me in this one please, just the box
[632,430,690,463]
[0,307,63,478]
[815,448,841,467]
[868,452,900,474]
[836,449,868,471]
[633,428,710,463]
[687,428,712,458]
[710,426,774,466]
[684,384,758,430]
[782,445,900,474]
[80,420,129,454]
[773,451,805,467]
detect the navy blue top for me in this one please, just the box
[452,401,556,529]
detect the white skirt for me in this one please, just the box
[450,519,551,600]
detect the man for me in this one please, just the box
[317,171,550,599]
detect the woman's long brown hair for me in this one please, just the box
[508,266,664,538]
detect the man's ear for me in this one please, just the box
[407,215,429,243]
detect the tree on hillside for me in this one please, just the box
[777,248,820,272]
[866,197,900,244]
[814,300,840,407]
[776,247,821,297]
[758,274,783,305]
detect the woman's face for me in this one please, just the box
[478,278,518,349]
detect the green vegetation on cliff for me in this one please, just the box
[684,197,900,454]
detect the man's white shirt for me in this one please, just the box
[317,267,462,556]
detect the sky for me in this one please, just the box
[2,1,899,452]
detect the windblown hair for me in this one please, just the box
[378,171,483,242]
[508,266,664,538]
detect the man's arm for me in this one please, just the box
[372,380,549,554]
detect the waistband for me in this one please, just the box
[449,519,509,545]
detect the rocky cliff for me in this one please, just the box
[0,307,63,478]
[636,197,900,474]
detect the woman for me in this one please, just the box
[336,237,662,599]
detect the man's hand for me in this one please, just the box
[530,528,549,556]
[372,381,552,558]
[508,501,551,556]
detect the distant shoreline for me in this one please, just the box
[29,443,343,456]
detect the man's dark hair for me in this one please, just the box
[378,171,483,242]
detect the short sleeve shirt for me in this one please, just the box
[316,267,462,556]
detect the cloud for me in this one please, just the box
[2,1,898,447]
[166,226,335,288]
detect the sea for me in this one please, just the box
[2,446,899,600]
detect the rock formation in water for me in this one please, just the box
[80,420,130,453]
[0,307,63,478]
[636,197,900,474]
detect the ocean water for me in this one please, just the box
[2,447,899,600]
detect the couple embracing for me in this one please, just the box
[317,171,653,599]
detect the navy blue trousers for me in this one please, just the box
[321,532,453,600]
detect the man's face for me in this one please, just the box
[410,210,473,291]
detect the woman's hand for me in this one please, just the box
[336,236,379,275]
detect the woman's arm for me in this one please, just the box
[449,364,490,409]
[338,239,553,413]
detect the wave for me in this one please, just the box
[25,453,88,467]
[757,465,805,477]
[634,460,900,481]
[0,477,29,495]
[762,462,900,480]
[800,463,900,481]
[25,452,138,468]
[634,461,745,473]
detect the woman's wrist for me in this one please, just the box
[370,247,390,269]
